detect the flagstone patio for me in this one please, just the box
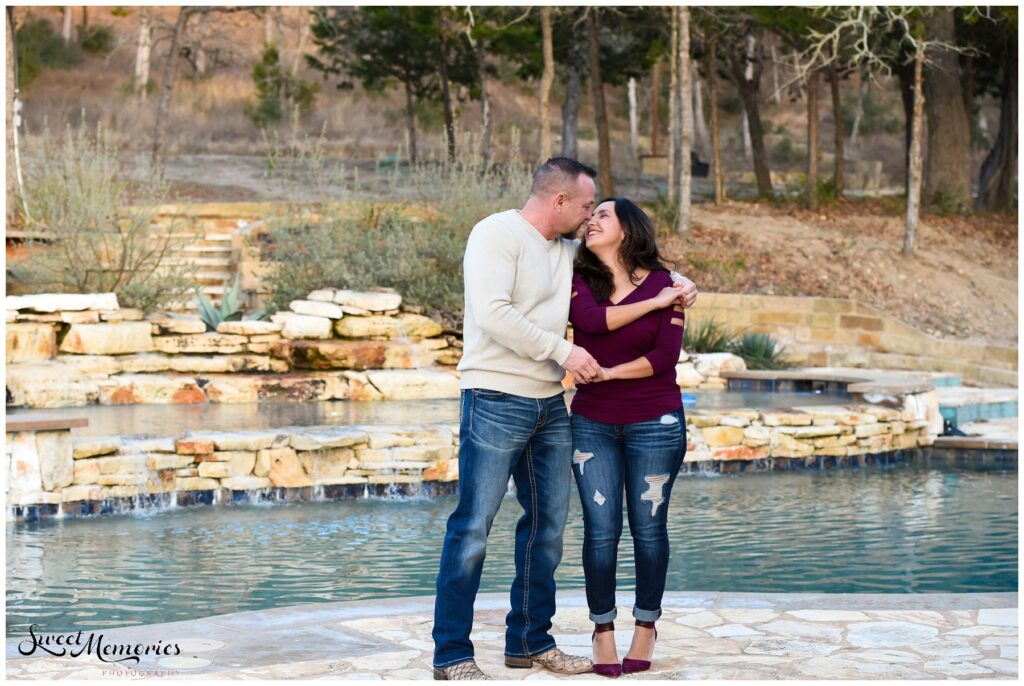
[6,591,1017,680]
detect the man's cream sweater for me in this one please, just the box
[458,209,577,398]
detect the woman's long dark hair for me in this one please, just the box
[574,197,675,302]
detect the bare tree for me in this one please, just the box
[134,8,153,98]
[289,7,309,75]
[827,60,845,197]
[587,10,613,195]
[922,8,971,211]
[675,7,693,235]
[152,6,251,171]
[667,7,679,203]
[807,68,819,210]
[561,65,581,158]
[463,11,491,168]
[627,77,639,161]
[904,46,924,255]
[61,6,73,42]
[692,62,710,158]
[650,59,662,154]
[539,6,555,161]
[708,35,724,203]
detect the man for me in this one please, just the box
[432,158,697,680]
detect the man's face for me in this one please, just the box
[559,174,596,237]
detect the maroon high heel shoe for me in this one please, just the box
[591,621,621,678]
[622,620,658,674]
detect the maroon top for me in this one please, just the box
[569,270,684,424]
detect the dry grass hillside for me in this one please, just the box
[9,7,1018,346]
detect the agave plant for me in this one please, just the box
[683,314,736,354]
[195,275,267,331]
[728,331,789,370]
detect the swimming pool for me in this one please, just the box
[6,459,1016,636]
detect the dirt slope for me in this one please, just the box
[657,200,1017,345]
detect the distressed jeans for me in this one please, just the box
[570,408,686,623]
[432,389,573,668]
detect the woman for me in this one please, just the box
[569,197,686,677]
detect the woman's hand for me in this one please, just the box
[595,366,617,382]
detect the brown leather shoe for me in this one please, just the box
[433,660,493,680]
[505,647,594,674]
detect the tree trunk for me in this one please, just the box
[923,8,971,211]
[472,39,492,169]
[561,65,580,158]
[82,7,88,32]
[650,59,661,154]
[539,6,554,161]
[7,7,17,219]
[828,62,844,198]
[904,48,924,255]
[152,7,190,171]
[61,6,73,42]
[849,68,866,148]
[290,8,309,75]
[134,8,152,98]
[263,7,276,45]
[667,7,679,203]
[404,77,418,163]
[437,22,456,163]
[728,38,772,198]
[628,76,639,161]
[807,69,819,210]
[675,7,692,235]
[709,36,724,204]
[769,36,781,104]
[977,38,1017,212]
[897,58,914,193]
[587,11,613,195]
[692,62,709,158]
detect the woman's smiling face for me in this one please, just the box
[583,200,623,251]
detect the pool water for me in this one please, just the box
[6,460,1016,636]
[7,391,847,438]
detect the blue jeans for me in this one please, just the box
[433,389,573,668]
[570,408,686,623]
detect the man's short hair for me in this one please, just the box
[531,157,597,197]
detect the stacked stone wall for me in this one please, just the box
[6,289,461,408]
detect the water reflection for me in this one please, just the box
[8,391,846,438]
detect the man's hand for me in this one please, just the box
[563,344,601,385]
[669,273,698,309]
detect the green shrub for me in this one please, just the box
[8,125,201,313]
[683,315,735,353]
[14,18,80,89]
[262,139,533,314]
[728,331,788,370]
[76,25,116,55]
[246,43,319,126]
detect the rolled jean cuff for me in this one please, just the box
[633,606,662,622]
[590,607,618,623]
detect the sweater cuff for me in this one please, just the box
[551,338,574,367]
